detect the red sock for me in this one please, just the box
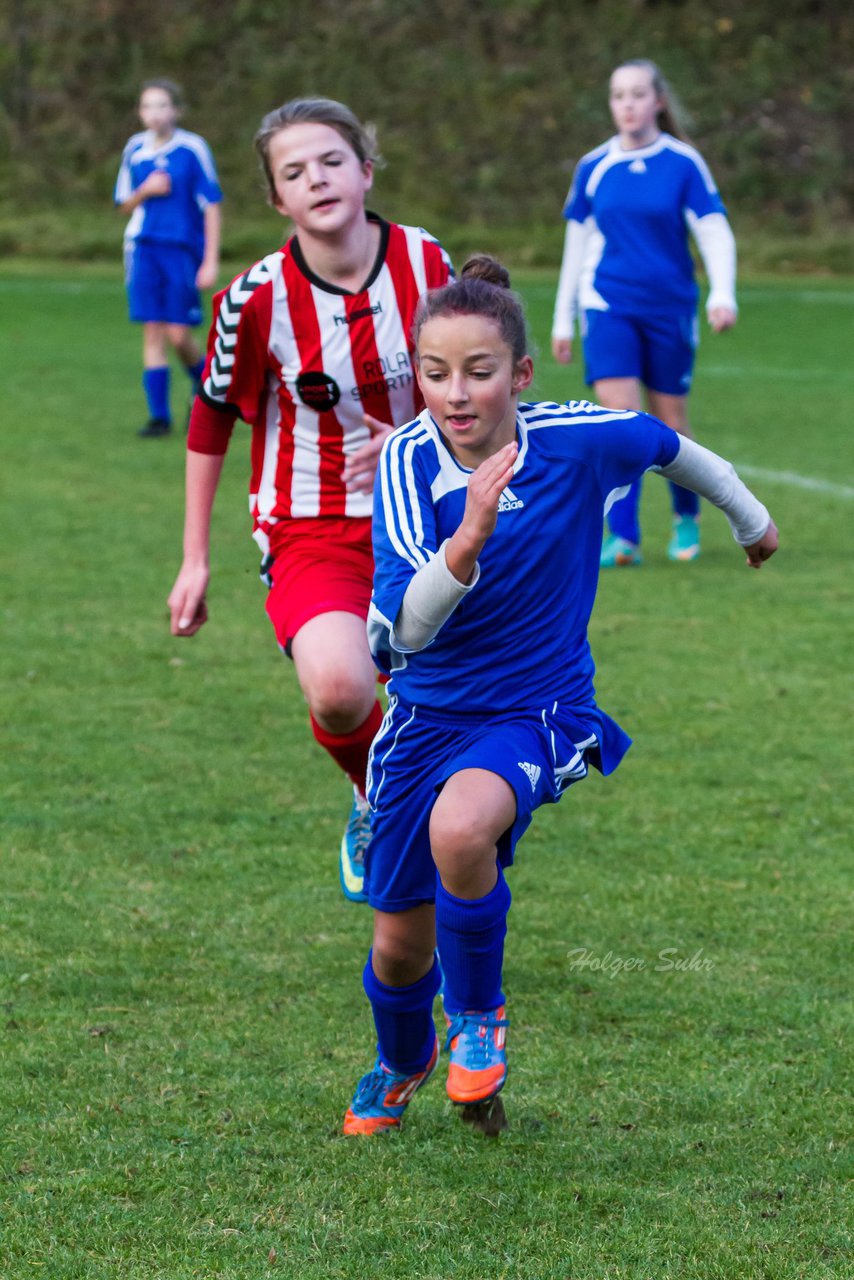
[310,701,383,797]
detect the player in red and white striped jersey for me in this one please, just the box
[167,98,452,902]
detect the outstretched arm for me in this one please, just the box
[167,449,226,635]
[657,436,778,568]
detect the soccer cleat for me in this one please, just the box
[343,1037,439,1135]
[600,533,642,568]
[445,1006,509,1105]
[668,515,701,562]
[137,417,172,438]
[339,788,371,903]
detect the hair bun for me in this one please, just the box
[460,254,511,290]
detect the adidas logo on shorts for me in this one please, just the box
[518,761,541,791]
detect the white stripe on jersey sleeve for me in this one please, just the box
[175,129,220,184]
[664,136,720,195]
[380,422,433,569]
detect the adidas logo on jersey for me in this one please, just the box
[629,158,647,174]
[498,485,524,512]
[518,761,541,791]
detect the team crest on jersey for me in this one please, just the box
[497,485,524,512]
[629,158,647,174]
[296,371,341,412]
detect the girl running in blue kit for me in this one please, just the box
[342,255,777,1136]
[551,59,738,566]
[115,80,222,437]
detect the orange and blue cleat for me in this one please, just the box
[342,1037,439,1135]
[445,1007,509,1105]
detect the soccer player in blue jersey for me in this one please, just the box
[551,59,738,566]
[115,80,222,437]
[342,255,777,1136]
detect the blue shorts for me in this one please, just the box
[365,695,620,913]
[582,308,698,396]
[125,239,202,326]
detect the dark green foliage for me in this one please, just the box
[1,0,852,260]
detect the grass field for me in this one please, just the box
[2,262,852,1279]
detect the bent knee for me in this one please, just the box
[372,938,434,987]
[302,666,374,731]
[429,803,494,867]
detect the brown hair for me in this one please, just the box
[140,79,184,111]
[413,255,528,363]
[254,97,382,204]
[612,59,689,142]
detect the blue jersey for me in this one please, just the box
[370,401,680,720]
[564,134,726,316]
[114,128,222,259]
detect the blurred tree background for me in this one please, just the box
[1,0,851,269]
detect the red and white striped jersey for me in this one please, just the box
[194,215,452,554]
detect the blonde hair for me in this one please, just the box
[612,59,689,142]
[254,97,382,204]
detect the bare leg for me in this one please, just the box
[291,611,378,734]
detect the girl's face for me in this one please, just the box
[267,122,373,236]
[139,88,179,139]
[416,313,533,468]
[608,66,661,145]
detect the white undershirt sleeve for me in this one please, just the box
[393,540,480,651]
[656,436,770,546]
[552,220,590,340]
[687,211,738,315]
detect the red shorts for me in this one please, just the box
[264,517,374,654]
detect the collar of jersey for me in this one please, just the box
[288,212,390,296]
[137,129,185,159]
[427,410,528,476]
[608,132,670,162]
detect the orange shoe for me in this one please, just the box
[342,1037,438,1136]
[445,1007,508,1105]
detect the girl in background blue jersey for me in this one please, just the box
[342,256,777,1136]
[551,59,737,566]
[115,80,222,437]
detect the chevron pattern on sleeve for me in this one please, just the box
[204,260,272,402]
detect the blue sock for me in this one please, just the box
[670,481,700,519]
[435,870,511,1016]
[143,366,171,423]
[186,358,205,391]
[363,952,441,1076]
[607,479,642,544]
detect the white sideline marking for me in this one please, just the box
[736,464,854,500]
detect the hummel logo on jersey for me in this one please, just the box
[334,301,383,328]
[629,158,647,174]
[498,485,524,513]
[518,761,541,791]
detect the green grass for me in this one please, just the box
[2,265,852,1279]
